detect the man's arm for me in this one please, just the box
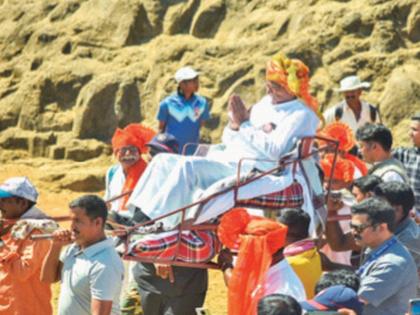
[325,197,360,251]
[91,299,113,315]
[40,229,72,283]
[158,121,166,133]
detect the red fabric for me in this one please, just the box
[218,208,288,315]
[111,123,155,154]
[320,153,355,183]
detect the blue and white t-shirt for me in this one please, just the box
[157,93,210,153]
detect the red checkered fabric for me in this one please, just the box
[236,181,304,209]
[129,230,221,263]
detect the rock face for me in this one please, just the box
[0,0,419,165]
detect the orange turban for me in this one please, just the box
[266,53,318,113]
[318,122,355,152]
[320,153,355,183]
[111,124,156,154]
[218,208,288,315]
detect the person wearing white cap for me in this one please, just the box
[156,66,210,155]
[324,75,381,134]
[0,177,53,315]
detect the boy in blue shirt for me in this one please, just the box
[157,66,210,154]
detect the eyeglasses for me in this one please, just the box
[349,222,375,234]
[118,146,138,154]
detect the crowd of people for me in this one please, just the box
[0,52,419,315]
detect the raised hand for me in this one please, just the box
[50,229,73,247]
[228,94,249,130]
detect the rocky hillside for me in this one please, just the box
[0,0,419,190]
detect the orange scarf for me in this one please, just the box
[218,208,288,315]
[344,153,368,176]
[120,158,147,210]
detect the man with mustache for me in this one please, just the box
[324,75,381,135]
[349,197,417,315]
[41,195,124,315]
[105,124,155,218]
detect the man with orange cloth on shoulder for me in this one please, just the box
[105,123,155,219]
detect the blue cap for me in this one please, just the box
[147,133,179,154]
[300,285,363,315]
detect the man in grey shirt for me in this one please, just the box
[41,195,124,315]
[350,198,417,315]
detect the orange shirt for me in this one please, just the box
[0,229,52,315]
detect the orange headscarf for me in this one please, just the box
[218,208,288,315]
[266,53,318,113]
[320,153,355,183]
[111,124,156,210]
[318,122,368,175]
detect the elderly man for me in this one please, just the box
[41,195,124,315]
[0,177,53,315]
[105,124,155,215]
[127,53,320,228]
[393,112,420,217]
[324,75,381,134]
[157,66,210,154]
[351,198,417,315]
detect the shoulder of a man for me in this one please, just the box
[159,93,178,107]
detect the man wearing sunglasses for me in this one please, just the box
[350,197,417,315]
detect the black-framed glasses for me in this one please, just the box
[349,222,375,234]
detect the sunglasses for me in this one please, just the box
[349,222,376,234]
[118,146,138,154]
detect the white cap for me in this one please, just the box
[336,75,371,92]
[0,177,38,202]
[174,66,199,83]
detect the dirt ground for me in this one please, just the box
[0,162,227,315]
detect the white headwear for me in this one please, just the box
[336,75,371,92]
[174,66,199,83]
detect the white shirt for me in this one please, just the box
[323,100,379,134]
[104,164,132,216]
[220,96,319,170]
[263,259,307,301]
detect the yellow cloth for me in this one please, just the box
[285,247,322,298]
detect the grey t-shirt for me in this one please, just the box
[359,237,418,315]
[58,238,124,315]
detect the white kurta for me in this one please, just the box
[127,96,319,227]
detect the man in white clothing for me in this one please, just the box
[323,75,380,135]
[127,54,320,227]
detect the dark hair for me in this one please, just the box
[352,175,383,194]
[258,294,302,315]
[374,181,415,219]
[315,269,360,294]
[351,197,396,232]
[356,123,393,151]
[277,208,310,241]
[69,195,108,225]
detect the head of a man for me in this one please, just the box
[410,113,420,148]
[315,269,360,295]
[266,80,295,105]
[350,197,395,249]
[277,208,310,245]
[374,181,415,224]
[258,294,301,315]
[0,177,37,219]
[146,133,179,160]
[356,124,392,163]
[175,67,199,97]
[351,175,383,202]
[320,153,355,191]
[342,89,362,109]
[111,124,155,172]
[69,195,107,248]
